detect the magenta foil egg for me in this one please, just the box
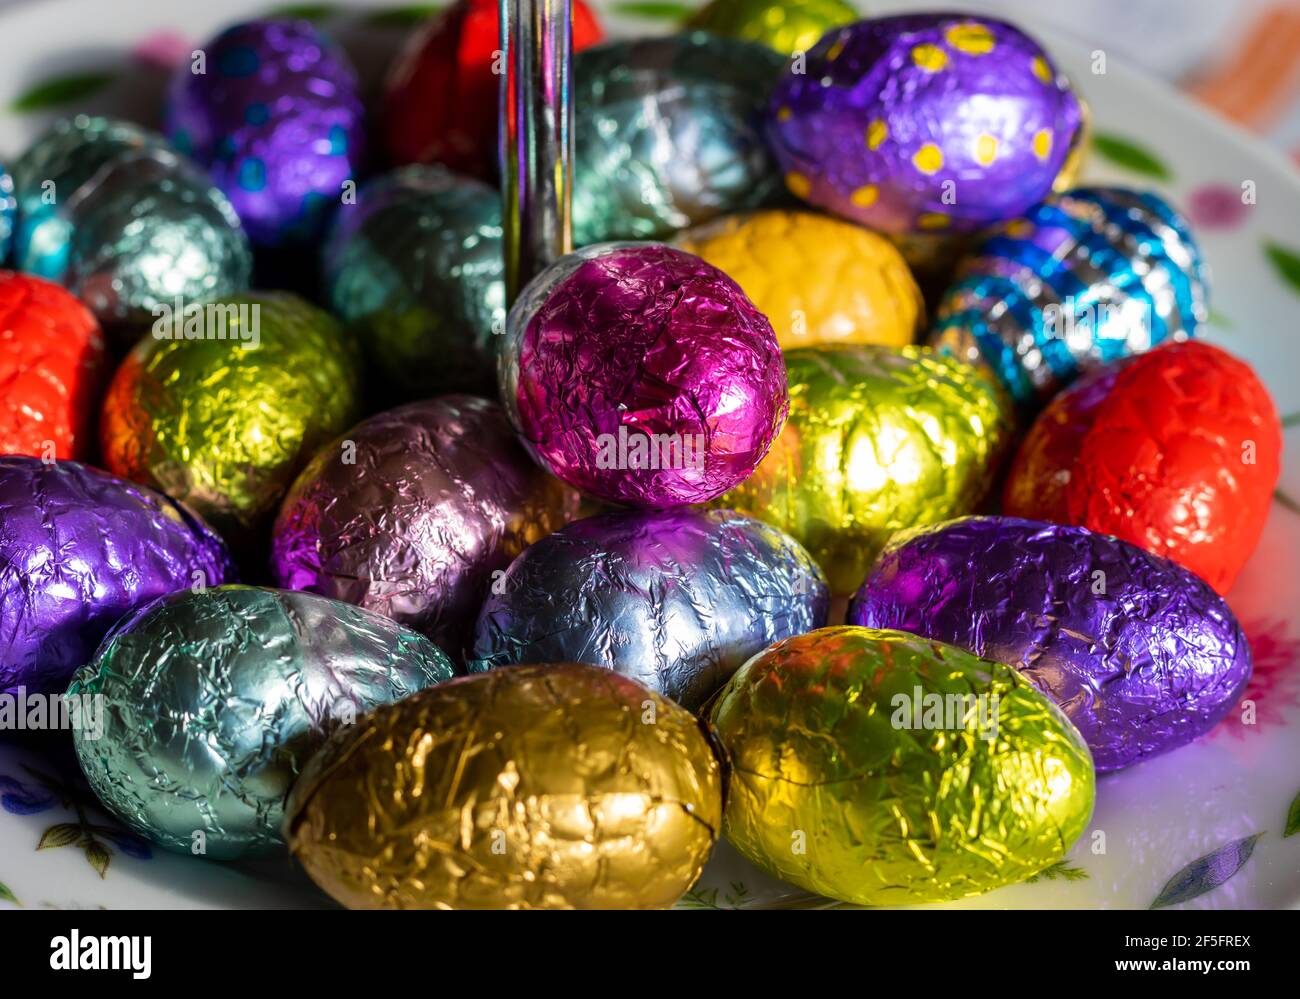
[270,395,576,662]
[498,242,789,508]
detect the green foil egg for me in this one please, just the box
[572,33,786,245]
[69,585,455,860]
[709,626,1096,906]
[100,291,362,540]
[323,165,505,399]
[10,115,251,330]
[686,0,860,56]
[718,343,1012,595]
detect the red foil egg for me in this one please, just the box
[1004,340,1282,593]
[382,0,605,178]
[0,271,106,460]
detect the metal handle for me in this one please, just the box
[501,0,574,304]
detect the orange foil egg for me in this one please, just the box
[1003,340,1282,593]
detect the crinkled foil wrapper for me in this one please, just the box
[69,585,454,859]
[0,161,13,261]
[718,343,1011,595]
[1004,341,1281,594]
[709,626,1095,906]
[166,18,366,247]
[0,457,234,695]
[469,508,829,711]
[100,291,362,539]
[382,0,605,179]
[848,517,1253,771]
[271,395,577,663]
[930,186,1209,408]
[766,14,1082,238]
[11,116,251,329]
[573,33,786,245]
[285,662,724,909]
[0,272,107,460]
[499,242,788,508]
[677,209,924,351]
[686,0,859,56]
[322,166,505,399]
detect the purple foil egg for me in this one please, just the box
[498,242,789,508]
[766,14,1082,236]
[166,18,366,246]
[270,395,577,662]
[847,516,1251,771]
[0,456,235,695]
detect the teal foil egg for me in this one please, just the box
[323,166,505,399]
[11,116,252,329]
[69,585,454,860]
[573,33,786,245]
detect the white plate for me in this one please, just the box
[1,0,1298,911]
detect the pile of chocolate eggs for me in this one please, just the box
[0,3,1283,911]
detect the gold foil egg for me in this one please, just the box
[677,209,924,350]
[717,343,1012,594]
[285,663,725,909]
[709,626,1096,906]
[100,292,362,539]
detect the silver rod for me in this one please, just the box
[501,0,574,304]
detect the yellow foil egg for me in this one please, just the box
[100,292,362,539]
[717,343,1012,595]
[284,663,725,909]
[709,626,1096,906]
[677,209,924,350]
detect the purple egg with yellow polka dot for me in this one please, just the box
[766,14,1083,238]
[166,18,366,247]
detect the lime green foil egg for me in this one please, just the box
[101,292,362,539]
[709,626,1096,906]
[717,344,1011,595]
[687,0,860,57]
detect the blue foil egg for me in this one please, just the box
[572,33,787,245]
[167,18,367,247]
[69,585,455,860]
[322,166,505,399]
[10,116,252,329]
[0,162,14,263]
[929,186,1208,409]
[469,508,829,711]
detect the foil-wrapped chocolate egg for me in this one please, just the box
[499,242,788,508]
[676,209,924,350]
[70,585,453,859]
[573,33,786,245]
[0,161,13,261]
[930,186,1209,408]
[686,0,859,56]
[848,516,1253,771]
[766,15,1083,241]
[322,166,504,398]
[1,456,234,695]
[718,343,1011,594]
[167,19,366,246]
[710,626,1095,905]
[1003,341,1281,594]
[100,292,362,540]
[10,116,251,329]
[285,663,724,908]
[383,0,605,178]
[469,508,829,710]
[272,395,576,662]
[0,271,107,460]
